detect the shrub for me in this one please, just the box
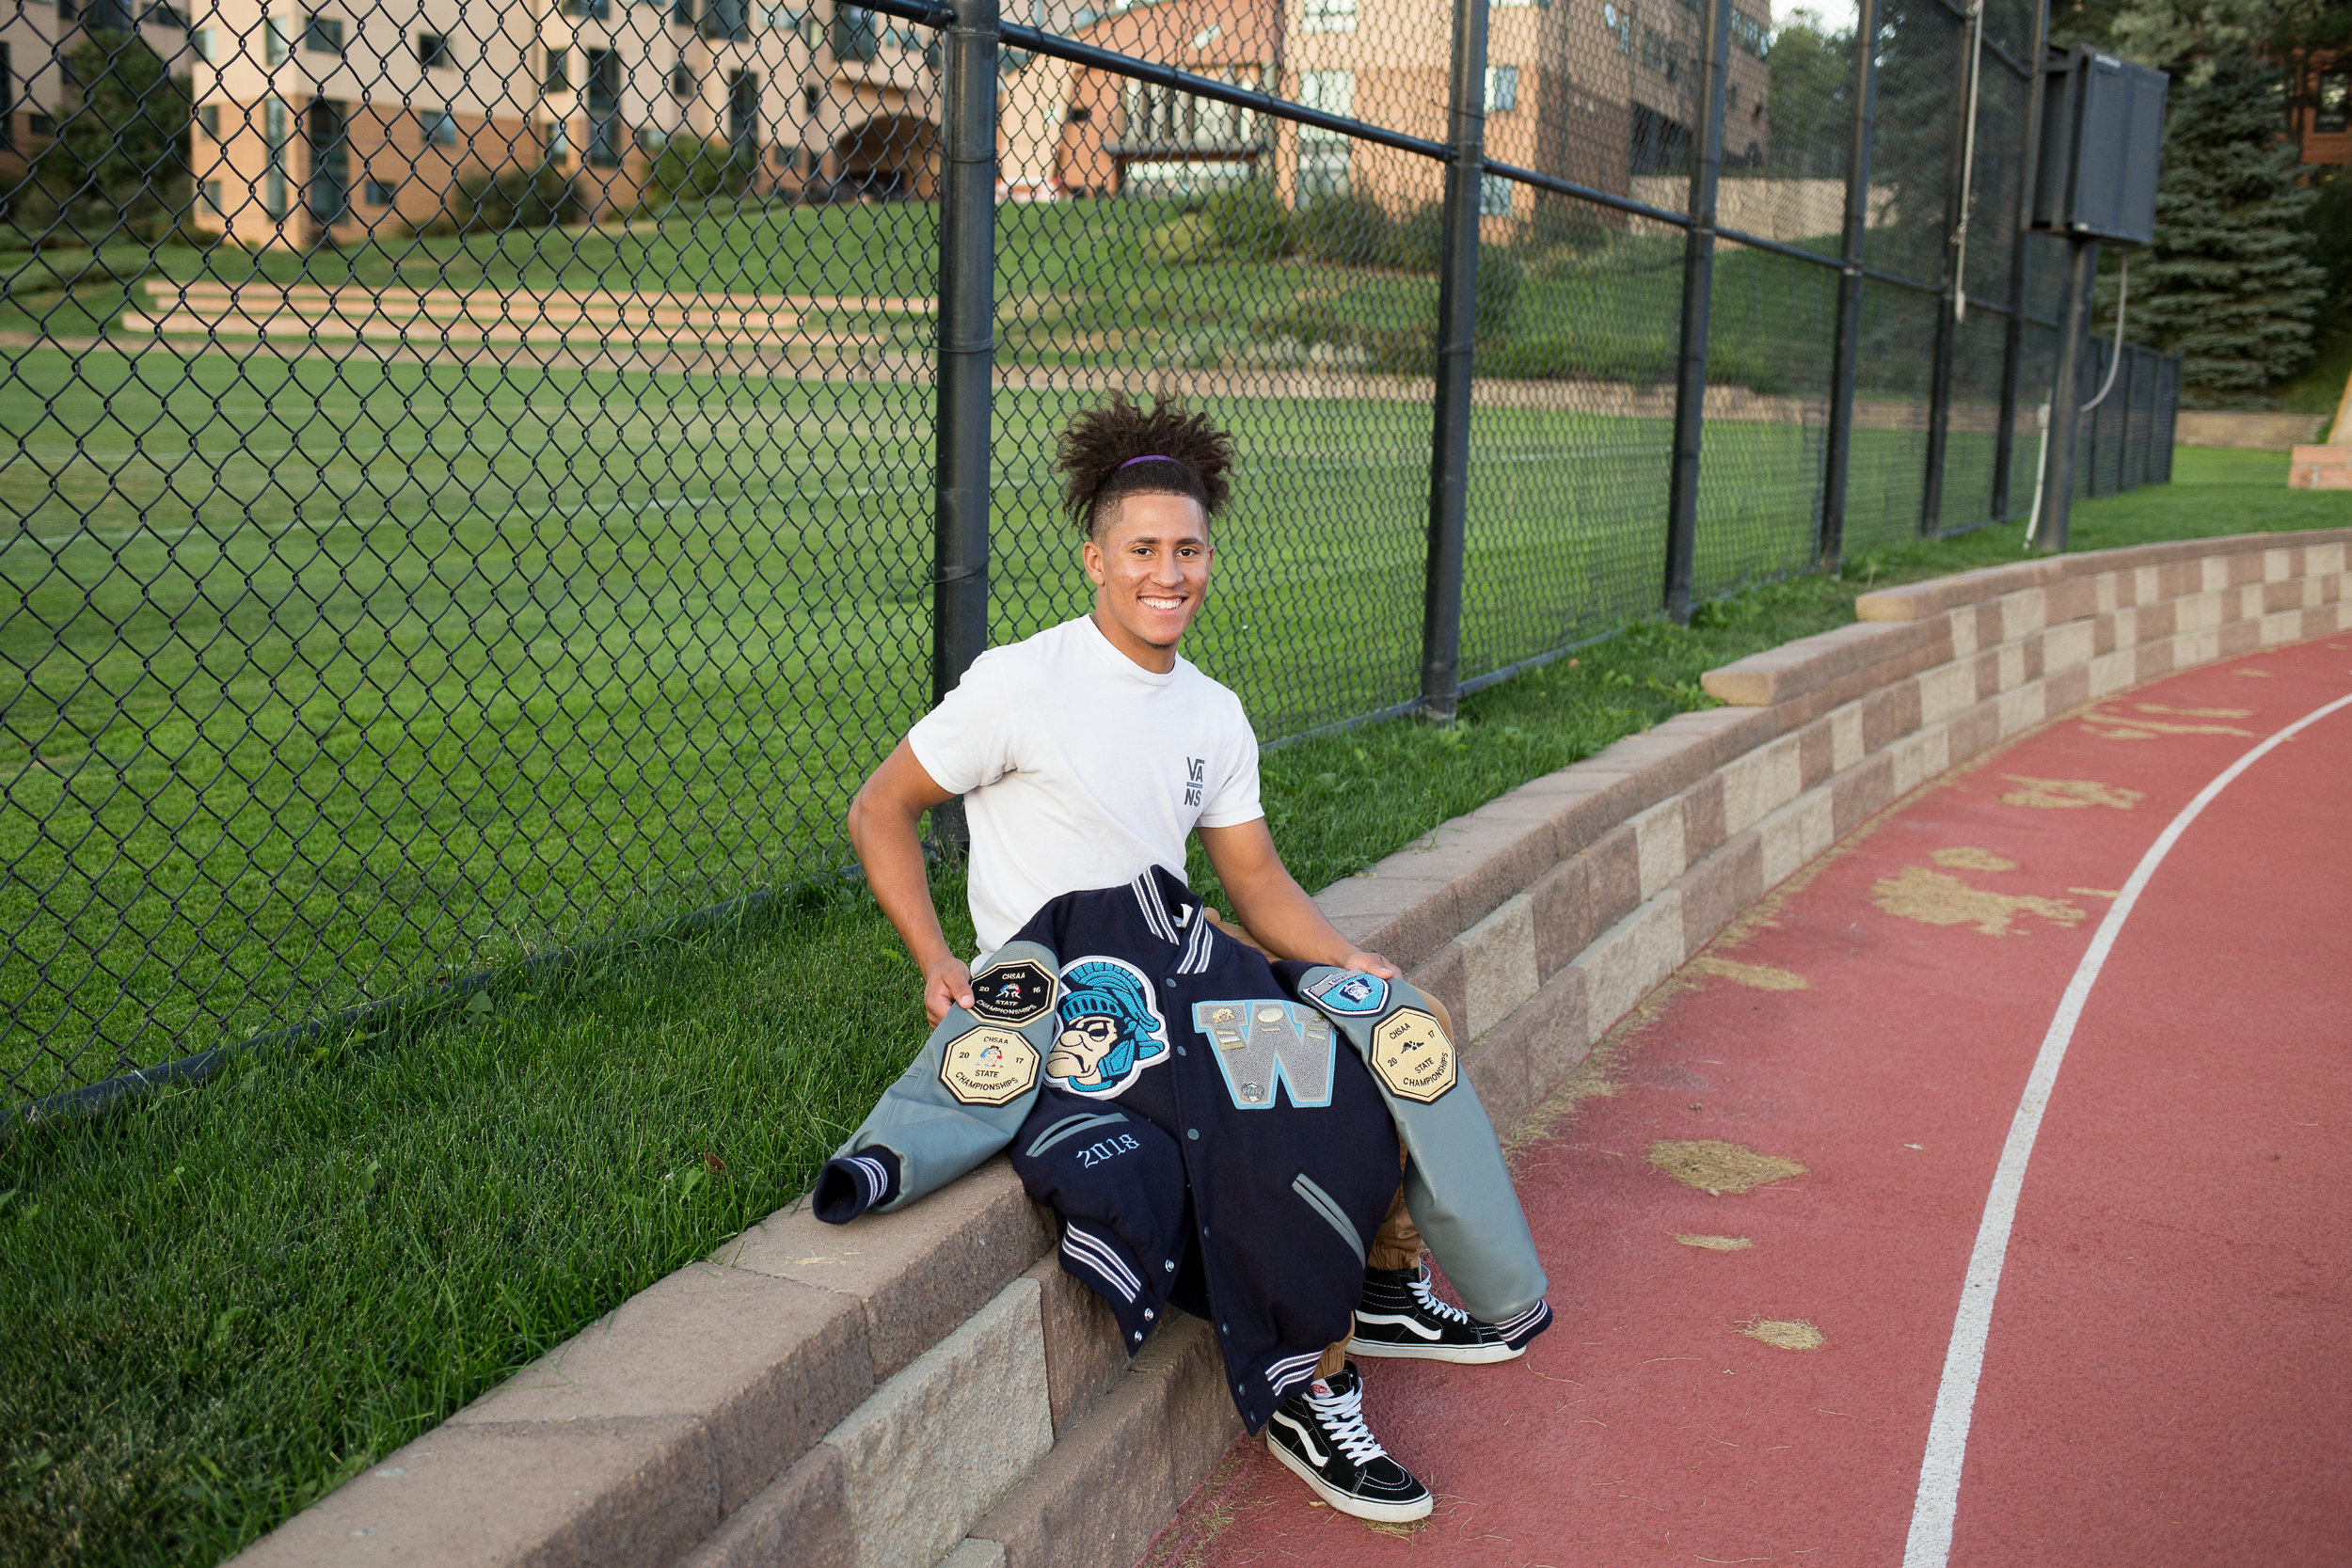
[1202,179,1295,261]
[1296,190,1393,265]
[1385,200,1446,272]
[1473,246,1522,337]
[455,163,582,230]
[646,136,758,207]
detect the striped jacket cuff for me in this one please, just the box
[814,1148,902,1225]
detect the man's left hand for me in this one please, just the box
[1341,950,1397,980]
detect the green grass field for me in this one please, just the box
[0,199,1944,1107]
[0,447,2341,1568]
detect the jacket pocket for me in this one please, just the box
[1025,1110,1129,1160]
[1291,1173,1366,1267]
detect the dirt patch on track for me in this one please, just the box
[1646,1139,1807,1195]
[1739,1318,1825,1350]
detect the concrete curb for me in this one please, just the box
[230,529,2352,1568]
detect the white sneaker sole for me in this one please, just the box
[1265,1433,1434,1523]
[1347,1334,1522,1364]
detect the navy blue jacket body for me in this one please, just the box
[818,866,1549,1433]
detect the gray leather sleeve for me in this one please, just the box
[1299,969,1549,1323]
[834,940,1061,1212]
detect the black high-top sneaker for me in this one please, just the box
[1265,1363,1434,1523]
[1349,1262,1529,1363]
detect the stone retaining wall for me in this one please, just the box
[231,529,2352,1568]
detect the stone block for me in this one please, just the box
[1679,772,1727,858]
[1023,1255,1128,1439]
[1629,798,1687,901]
[1406,944,1469,1047]
[449,1264,871,1513]
[229,1418,719,1568]
[1576,892,1685,1041]
[1995,682,2044,738]
[943,1542,1009,1568]
[1829,751,1895,838]
[677,1444,851,1568]
[824,1277,1054,1568]
[1457,891,1539,1040]
[1942,701,2002,768]
[1795,719,1834,791]
[2042,619,2095,673]
[1718,736,1802,838]
[1830,703,1865,772]
[1470,962,1591,1123]
[1758,791,1836,889]
[2218,617,2260,657]
[1861,679,1924,752]
[1677,832,1764,957]
[720,1158,1052,1384]
[971,1317,1240,1568]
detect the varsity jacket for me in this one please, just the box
[815,865,1549,1432]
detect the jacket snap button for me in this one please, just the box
[1177,1046,1186,1056]
[1186,1129,1199,1140]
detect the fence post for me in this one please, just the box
[1816,0,1880,574]
[1920,7,1979,536]
[1419,0,1489,722]
[2035,234,2097,552]
[930,0,999,853]
[1991,0,2053,521]
[1662,0,1733,624]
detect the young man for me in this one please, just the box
[834,396,1548,1519]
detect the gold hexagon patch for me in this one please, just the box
[1370,1008,1456,1103]
[939,1025,1040,1107]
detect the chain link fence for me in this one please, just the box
[2,0,2176,1114]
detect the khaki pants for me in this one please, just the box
[1205,913,1453,1383]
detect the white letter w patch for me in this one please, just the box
[1191,1000,1337,1111]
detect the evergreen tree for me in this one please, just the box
[2126,48,2327,407]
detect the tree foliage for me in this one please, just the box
[15,31,193,245]
[2123,47,2327,405]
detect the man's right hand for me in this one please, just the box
[923,955,977,1027]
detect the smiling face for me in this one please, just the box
[1084,491,1212,674]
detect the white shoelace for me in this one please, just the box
[1409,1269,1474,1327]
[1305,1379,1391,1466]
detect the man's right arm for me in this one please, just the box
[847,739,977,1026]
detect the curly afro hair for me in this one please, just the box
[1054,393,1234,540]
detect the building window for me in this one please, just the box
[1297,70,1353,198]
[364,177,396,204]
[761,4,803,29]
[202,179,223,211]
[833,5,878,61]
[1301,0,1354,32]
[191,26,214,59]
[587,48,623,166]
[416,32,449,67]
[2318,64,2349,135]
[672,62,696,97]
[1730,9,1769,58]
[303,14,344,55]
[803,82,820,113]
[264,97,289,216]
[265,18,291,64]
[702,0,747,40]
[672,0,693,24]
[1601,2,1632,52]
[545,47,569,91]
[144,4,187,27]
[421,107,456,144]
[569,0,612,15]
[1480,172,1513,215]
[1629,102,1691,177]
[727,68,757,151]
[28,114,57,135]
[547,119,570,162]
[1486,65,1518,112]
[56,0,76,22]
[1066,104,1089,124]
[0,45,10,153]
[1120,67,1263,149]
[198,103,219,137]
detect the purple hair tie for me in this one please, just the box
[1119,453,1182,469]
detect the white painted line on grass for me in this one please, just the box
[1902,684,2352,1568]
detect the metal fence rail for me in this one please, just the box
[1,0,2178,1113]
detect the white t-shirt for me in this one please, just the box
[908,614,1263,956]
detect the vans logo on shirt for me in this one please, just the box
[1184,756,1205,808]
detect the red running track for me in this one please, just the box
[1151,634,2352,1568]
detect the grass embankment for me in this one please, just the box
[2,447,2342,1566]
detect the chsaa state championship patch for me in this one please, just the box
[968,958,1057,1027]
[1369,1008,1456,1103]
[939,1025,1041,1107]
[1303,970,1390,1016]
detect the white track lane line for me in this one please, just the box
[1902,685,2352,1568]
